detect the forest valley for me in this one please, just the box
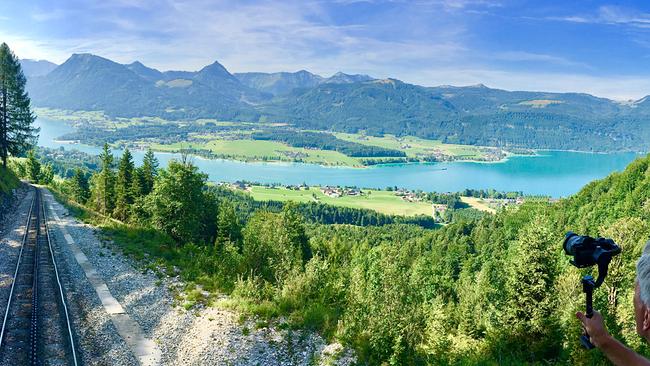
[5,143,650,365]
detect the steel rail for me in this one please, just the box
[41,188,79,366]
[0,187,36,348]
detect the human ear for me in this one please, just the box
[644,307,650,332]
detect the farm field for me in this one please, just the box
[247,185,433,217]
[332,132,502,160]
[150,139,361,166]
[460,196,496,213]
[37,108,513,166]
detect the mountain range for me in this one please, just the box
[21,54,650,152]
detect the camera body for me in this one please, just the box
[563,231,621,287]
[564,231,621,268]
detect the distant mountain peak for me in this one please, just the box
[199,60,231,75]
[69,53,102,60]
[324,72,373,84]
[126,61,163,81]
[636,96,649,104]
[19,59,58,78]
[372,78,401,86]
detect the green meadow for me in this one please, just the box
[247,185,433,217]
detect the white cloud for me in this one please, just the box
[408,67,650,100]
[490,51,592,69]
[31,8,68,22]
[548,5,650,29]
[4,0,650,100]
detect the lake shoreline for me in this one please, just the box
[36,117,641,197]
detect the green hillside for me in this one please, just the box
[257,152,650,364]
[52,135,650,364]
[277,80,645,152]
[28,54,262,121]
[0,166,20,194]
[234,70,324,96]
[26,54,650,153]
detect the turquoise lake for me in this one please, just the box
[36,118,644,198]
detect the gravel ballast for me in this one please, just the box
[0,185,31,334]
[43,190,139,365]
[42,189,355,365]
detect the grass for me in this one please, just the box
[151,139,362,167]
[332,132,494,160]
[0,166,20,194]
[49,186,338,343]
[460,196,497,213]
[49,188,226,298]
[248,186,432,217]
[37,107,511,166]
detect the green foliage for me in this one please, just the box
[0,164,19,194]
[26,149,40,182]
[38,163,54,185]
[114,148,134,221]
[501,219,561,359]
[140,148,158,195]
[241,206,311,285]
[146,158,217,243]
[8,158,26,178]
[215,201,242,249]
[51,144,650,364]
[251,130,406,158]
[67,168,90,204]
[90,143,116,215]
[0,43,38,168]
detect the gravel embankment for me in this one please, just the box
[43,190,139,365]
[44,189,355,365]
[0,185,31,327]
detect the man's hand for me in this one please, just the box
[576,310,611,347]
[576,310,650,366]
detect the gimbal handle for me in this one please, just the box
[581,275,596,350]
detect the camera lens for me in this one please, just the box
[564,231,579,255]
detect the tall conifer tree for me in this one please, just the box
[114,148,135,221]
[70,168,90,204]
[140,148,158,195]
[91,143,116,216]
[0,43,38,168]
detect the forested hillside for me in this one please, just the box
[25,53,650,153]
[27,54,263,120]
[276,80,645,151]
[30,141,650,364]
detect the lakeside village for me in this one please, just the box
[226,181,556,221]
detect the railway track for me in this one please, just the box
[0,188,78,365]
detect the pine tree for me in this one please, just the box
[0,43,38,168]
[147,159,211,243]
[91,143,116,216]
[215,201,242,249]
[26,149,40,182]
[503,219,561,359]
[131,166,146,198]
[141,148,158,195]
[70,168,90,204]
[114,148,135,221]
[39,163,53,185]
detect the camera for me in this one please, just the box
[564,231,621,350]
[563,231,621,287]
[564,231,621,267]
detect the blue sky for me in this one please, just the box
[2,0,650,99]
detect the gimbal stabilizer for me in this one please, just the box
[563,231,621,349]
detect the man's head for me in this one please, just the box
[635,240,650,337]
